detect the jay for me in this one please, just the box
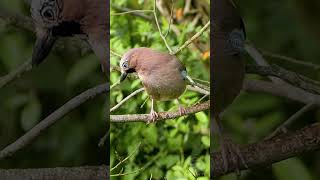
[212,0,246,173]
[119,47,192,122]
[30,0,108,73]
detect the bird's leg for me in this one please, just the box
[148,99,159,123]
[177,99,186,116]
[215,115,248,175]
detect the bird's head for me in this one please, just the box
[30,0,61,66]
[119,49,139,82]
[31,0,62,29]
[30,0,83,66]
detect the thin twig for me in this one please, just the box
[111,50,122,58]
[110,88,144,112]
[246,65,320,95]
[172,21,210,55]
[111,166,145,177]
[260,49,320,71]
[98,129,110,147]
[193,77,210,85]
[164,0,174,38]
[243,79,320,106]
[266,103,315,139]
[0,59,32,88]
[0,8,34,31]
[110,80,121,90]
[111,142,142,171]
[111,151,162,177]
[153,0,173,53]
[186,85,209,95]
[111,10,153,16]
[111,4,153,21]
[195,94,209,104]
[0,83,109,160]
[245,43,284,84]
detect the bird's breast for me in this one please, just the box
[138,71,186,101]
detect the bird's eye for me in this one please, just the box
[41,4,56,21]
[122,61,129,68]
[43,9,54,20]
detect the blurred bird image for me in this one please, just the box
[119,47,194,122]
[212,0,247,173]
[30,0,108,73]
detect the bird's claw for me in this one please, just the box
[147,110,159,124]
[178,105,186,116]
[220,136,248,175]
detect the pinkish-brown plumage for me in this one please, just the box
[120,47,188,121]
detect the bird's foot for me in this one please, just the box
[147,110,159,124]
[220,136,248,176]
[178,105,187,116]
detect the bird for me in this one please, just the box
[30,0,108,73]
[29,0,110,167]
[212,0,247,174]
[119,47,192,123]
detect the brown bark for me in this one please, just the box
[212,123,320,178]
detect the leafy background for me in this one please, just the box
[0,0,107,169]
[217,0,320,180]
[110,0,210,179]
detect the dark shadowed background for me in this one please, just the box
[0,0,107,169]
[215,1,320,180]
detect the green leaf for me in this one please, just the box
[195,112,209,125]
[158,155,179,168]
[201,136,210,148]
[116,92,123,103]
[130,79,141,89]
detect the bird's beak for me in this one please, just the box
[120,71,128,82]
[32,28,56,66]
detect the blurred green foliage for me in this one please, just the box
[0,1,107,168]
[110,0,210,179]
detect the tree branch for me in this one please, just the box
[259,48,320,71]
[0,59,32,88]
[0,83,109,161]
[153,0,173,53]
[0,8,34,31]
[0,166,108,180]
[246,65,320,95]
[110,88,144,112]
[111,9,153,16]
[245,44,284,84]
[266,103,315,139]
[111,100,209,123]
[111,4,153,21]
[172,21,210,55]
[244,79,320,106]
[212,123,320,177]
